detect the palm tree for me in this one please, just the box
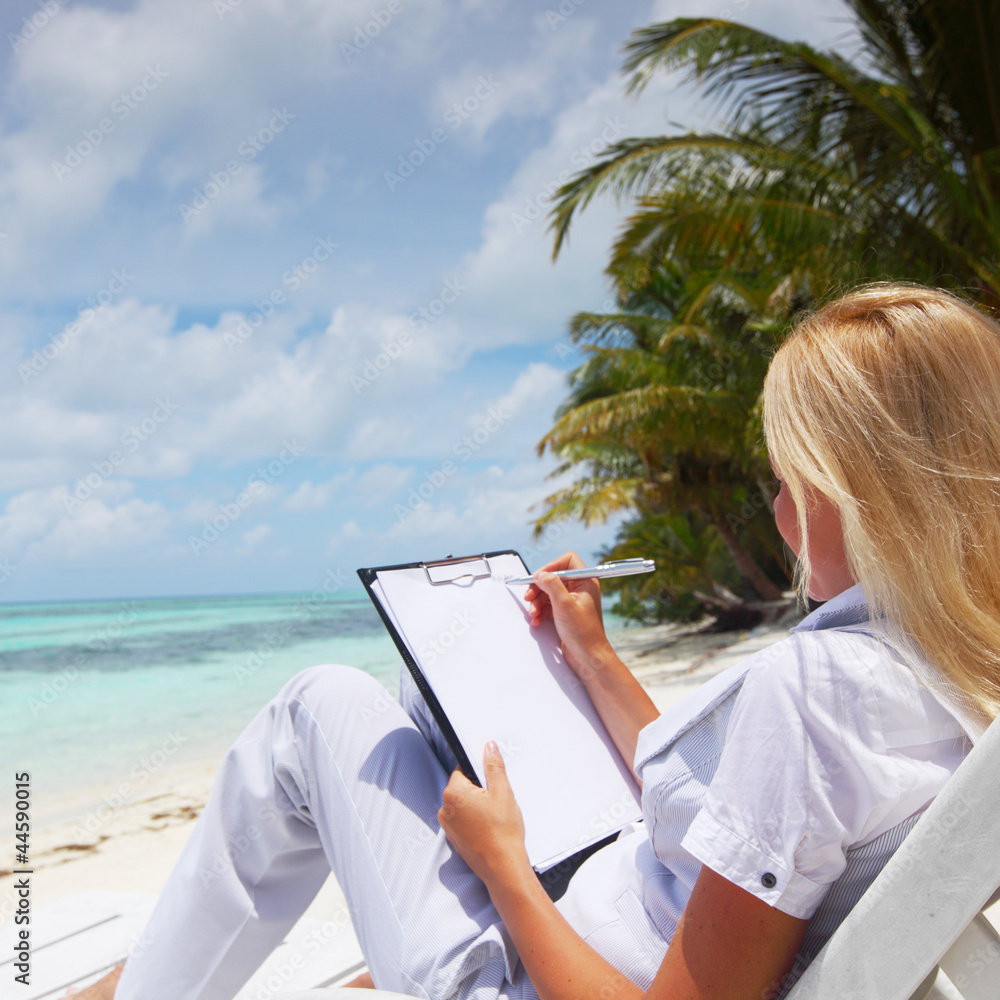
[550,0,1000,306]
[535,0,999,621]
[535,258,790,607]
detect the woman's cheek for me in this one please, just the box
[773,487,801,556]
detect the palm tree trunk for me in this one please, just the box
[713,516,785,601]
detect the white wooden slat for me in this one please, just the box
[234,911,365,998]
[0,891,366,999]
[787,716,1000,1000]
[923,970,967,1000]
[0,890,154,957]
[937,912,1000,1000]
[0,892,155,1000]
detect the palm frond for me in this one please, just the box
[530,477,642,532]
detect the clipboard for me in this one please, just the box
[357,550,642,873]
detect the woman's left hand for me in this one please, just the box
[438,742,531,889]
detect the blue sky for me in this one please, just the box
[0,0,854,601]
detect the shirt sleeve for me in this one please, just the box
[679,631,893,919]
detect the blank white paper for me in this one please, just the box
[374,552,641,872]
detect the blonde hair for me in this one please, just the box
[763,282,1000,724]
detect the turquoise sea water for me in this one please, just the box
[1,589,629,824]
[0,591,406,817]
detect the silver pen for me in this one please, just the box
[505,557,655,586]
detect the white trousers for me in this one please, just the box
[114,665,533,1000]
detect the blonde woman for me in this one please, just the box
[84,283,993,1000]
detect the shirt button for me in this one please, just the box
[761,872,777,888]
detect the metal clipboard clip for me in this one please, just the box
[422,554,494,586]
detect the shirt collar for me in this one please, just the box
[790,583,870,632]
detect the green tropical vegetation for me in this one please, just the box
[535,0,1000,625]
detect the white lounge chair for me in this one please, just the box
[786,714,1000,1000]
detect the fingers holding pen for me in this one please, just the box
[523,551,585,626]
[524,581,551,626]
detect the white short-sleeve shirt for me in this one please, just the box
[634,585,971,920]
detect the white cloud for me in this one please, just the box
[427,16,599,143]
[1,295,463,489]
[284,478,335,511]
[0,486,170,563]
[181,496,226,523]
[241,523,273,548]
[0,0,452,279]
[0,293,568,495]
[177,161,285,242]
[469,362,566,433]
[443,72,676,348]
[355,463,414,502]
[382,455,577,547]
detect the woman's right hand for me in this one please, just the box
[524,551,616,681]
[528,551,659,778]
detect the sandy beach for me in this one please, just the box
[0,615,800,986]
